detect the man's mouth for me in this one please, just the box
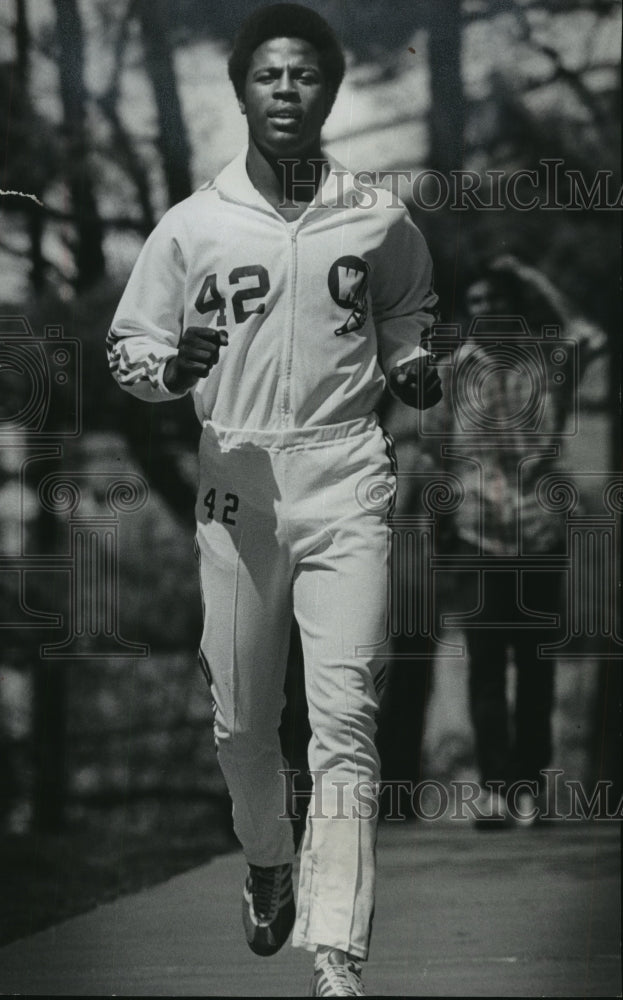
[269,108,302,124]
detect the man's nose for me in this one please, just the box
[273,69,299,99]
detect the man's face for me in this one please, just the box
[240,37,331,157]
[465,279,508,317]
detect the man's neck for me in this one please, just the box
[246,139,327,221]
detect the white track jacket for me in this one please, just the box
[107,150,438,431]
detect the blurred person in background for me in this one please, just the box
[440,255,607,827]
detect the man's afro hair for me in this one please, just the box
[228,3,345,107]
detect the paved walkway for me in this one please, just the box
[0,820,620,996]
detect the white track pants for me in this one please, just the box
[194,416,393,960]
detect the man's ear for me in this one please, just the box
[238,97,246,115]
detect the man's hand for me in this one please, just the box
[389,354,442,410]
[163,327,228,393]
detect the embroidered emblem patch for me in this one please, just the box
[328,255,370,335]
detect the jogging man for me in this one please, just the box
[107,5,441,994]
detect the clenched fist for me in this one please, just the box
[389,354,442,410]
[163,327,228,393]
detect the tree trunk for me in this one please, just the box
[136,0,193,206]
[27,206,45,292]
[14,0,45,292]
[425,0,465,319]
[375,3,466,796]
[53,0,106,290]
[99,0,156,238]
[427,1,464,177]
[28,493,68,833]
[32,660,68,833]
[15,0,28,80]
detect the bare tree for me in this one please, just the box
[97,0,156,237]
[53,0,106,290]
[427,0,464,178]
[7,0,46,290]
[136,0,193,206]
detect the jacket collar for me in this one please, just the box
[210,147,357,217]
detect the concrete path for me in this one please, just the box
[0,821,620,997]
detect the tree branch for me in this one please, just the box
[509,0,611,129]
[97,95,156,237]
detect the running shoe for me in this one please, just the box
[311,948,365,996]
[242,862,295,956]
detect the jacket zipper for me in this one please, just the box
[281,225,298,426]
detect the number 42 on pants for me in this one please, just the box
[203,487,240,525]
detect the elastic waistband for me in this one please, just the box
[202,415,378,451]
